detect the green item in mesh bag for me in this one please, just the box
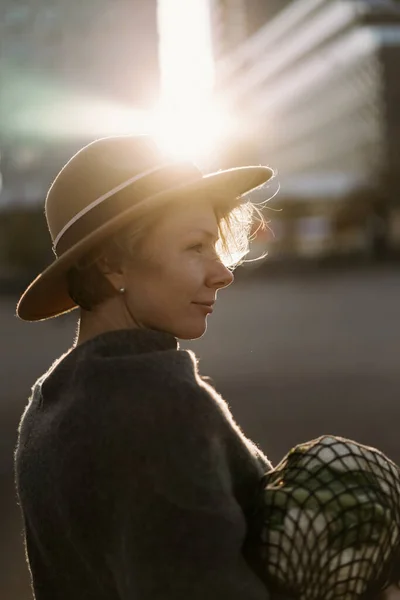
[245,435,400,600]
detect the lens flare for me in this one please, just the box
[151,100,232,163]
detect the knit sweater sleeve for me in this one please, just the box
[103,351,270,600]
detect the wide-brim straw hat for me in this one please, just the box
[16,134,274,321]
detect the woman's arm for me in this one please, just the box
[105,364,270,600]
[108,473,270,600]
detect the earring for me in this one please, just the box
[119,287,125,294]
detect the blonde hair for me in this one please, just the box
[66,192,271,311]
[216,200,266,268]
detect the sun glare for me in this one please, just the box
[158,0,215,100]
[151,100,231,164]
[7,1,234,165]
[154,0,229,164]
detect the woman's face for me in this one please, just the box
[121,200,234,339]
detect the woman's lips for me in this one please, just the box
[192,302,214,313]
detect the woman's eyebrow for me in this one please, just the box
[189,229,219,241]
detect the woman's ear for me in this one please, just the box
[97,254,119,275]
[96,255,125,291]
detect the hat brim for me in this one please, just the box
[16,165,274,321]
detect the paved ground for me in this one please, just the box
[184,265,400,464]
[1,264,400,598]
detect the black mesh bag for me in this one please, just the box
[244,435,400,600]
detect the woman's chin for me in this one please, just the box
[174,318,208,341]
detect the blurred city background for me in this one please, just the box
[1,0,400,597]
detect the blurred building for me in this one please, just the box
[0,0,160,275]
[0,0,160,208]
[210,0,400,258]
[209,0,294,59]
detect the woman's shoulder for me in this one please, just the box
[68,343,211,413]
[78,345,199,389]
[40,329,231,438]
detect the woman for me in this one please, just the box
[14,134,275,600]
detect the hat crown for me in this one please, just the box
[45,135,167,245]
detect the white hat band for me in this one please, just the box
[53,162,172,250]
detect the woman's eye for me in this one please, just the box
[189,243,204,253]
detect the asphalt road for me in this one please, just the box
[184,265,400,465]
[1,264,400,598]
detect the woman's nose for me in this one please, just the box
[207,260,234,290]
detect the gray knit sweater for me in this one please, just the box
[15,328,272,600]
